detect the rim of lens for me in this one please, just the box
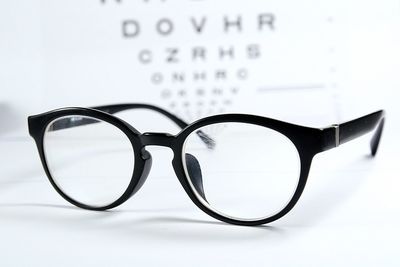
[43,115,135,208]
[181,122,301,222]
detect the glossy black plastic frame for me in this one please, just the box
[28,103,385,226]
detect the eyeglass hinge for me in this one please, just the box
[321,124,340,151]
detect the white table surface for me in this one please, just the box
[0,127,398,267]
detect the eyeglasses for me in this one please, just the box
[28,103,385,226]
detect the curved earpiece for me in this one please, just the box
[370,118,385,156]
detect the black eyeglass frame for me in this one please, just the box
[28,103,385,226]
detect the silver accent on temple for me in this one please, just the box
[332,124,340,147]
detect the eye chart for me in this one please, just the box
[40,0,343,125]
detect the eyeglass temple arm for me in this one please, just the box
[94,103,215,149]
[321,110,385,156]
[94,103,188,127]
[49,103,216,149]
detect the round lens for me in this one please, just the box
[182,122,301,221]
[43,115,135,207]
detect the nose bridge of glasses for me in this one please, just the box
[141,132,176,148]
[140,132,207,201]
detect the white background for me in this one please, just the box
[0,0,399,266]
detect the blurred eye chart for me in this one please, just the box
[38,0,343,124]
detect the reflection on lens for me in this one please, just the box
[183,122,301,221]
[44,115,134,207]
